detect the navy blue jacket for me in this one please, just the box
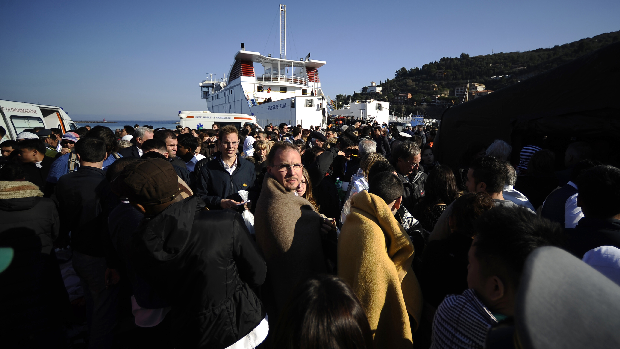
[193,155,256,209]
[541,183,578,226]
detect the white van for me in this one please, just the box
[179,111,256,130]
[0,99,77,140]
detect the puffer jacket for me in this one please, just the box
[131,197,266,349]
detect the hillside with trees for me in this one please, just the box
[335,30,620,118]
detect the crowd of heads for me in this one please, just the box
[2,117,620,348]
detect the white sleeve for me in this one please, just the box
[565,193,584,229]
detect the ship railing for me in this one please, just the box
[257,75,308,85]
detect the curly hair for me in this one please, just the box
[360,153,386,179]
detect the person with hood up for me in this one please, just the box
[113,158,267,349]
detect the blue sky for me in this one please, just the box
[1,0,618,121]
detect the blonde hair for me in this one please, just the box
[302,167,319,211]
[254,140,269,151]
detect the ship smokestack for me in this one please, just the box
[241,43,245,51]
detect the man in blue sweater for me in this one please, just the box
[194,125,256,210]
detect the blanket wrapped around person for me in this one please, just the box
[254,175,327,322]
[338,191,424,349]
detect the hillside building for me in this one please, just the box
[361,81,382,94]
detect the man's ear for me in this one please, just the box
[487,275,505,302]
[131,202,146,214]
[393,196,402,210]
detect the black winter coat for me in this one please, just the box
[21,156,55,194]
[55,166,120,265]
[118,145,141,158]
[0,183,67,346]
[193,155,257,209]
[399,169,427,213]
[131,197,266,349]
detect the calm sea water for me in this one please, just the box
[75,120,179,130]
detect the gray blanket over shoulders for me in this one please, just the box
[254,175,326,316]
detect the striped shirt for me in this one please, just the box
[517,145,541,174]
[431,289,498,349]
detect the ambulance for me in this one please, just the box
[178,111,256,130]
[0,99,77,140]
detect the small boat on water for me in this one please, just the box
[199,4,329,129]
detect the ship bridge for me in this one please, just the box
[229,49,325,86]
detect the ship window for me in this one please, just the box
[230,90,233,95]
[302,89,308,95]
[257,86,264,92]
[376,103,383,111]
[291,100,295,108]
[305,99,314,107]
[280,87,287,93]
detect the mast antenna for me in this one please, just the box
[279,4,286,59]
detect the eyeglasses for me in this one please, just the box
[401,158,419,167]
[276,163,303,172]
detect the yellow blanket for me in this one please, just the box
[338,191,423,349]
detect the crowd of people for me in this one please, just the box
[0,119,619,349]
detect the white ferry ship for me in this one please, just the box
[199,5,328,129]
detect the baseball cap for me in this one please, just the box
[62,132,79,142]
[113,158,181,205]
[16,132,38,140]
[36,129,53,138]
[310,131,327,142]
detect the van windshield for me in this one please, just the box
[11,115,45,133]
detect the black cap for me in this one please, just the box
[36,129,53,138]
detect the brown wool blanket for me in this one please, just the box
[254,175,327,317]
